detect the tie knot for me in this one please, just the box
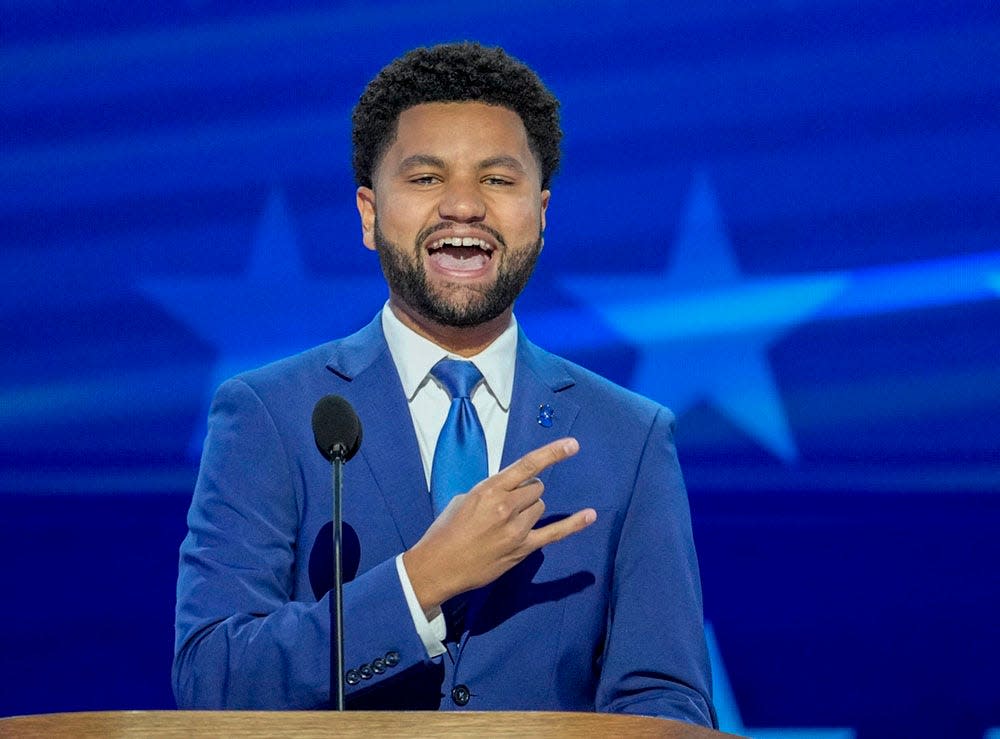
[431,358,483,400]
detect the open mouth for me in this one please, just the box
[426,236,495,273]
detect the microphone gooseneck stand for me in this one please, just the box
[331,447,346,711]
[310,393,361,713]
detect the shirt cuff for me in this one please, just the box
[395,553,447,659]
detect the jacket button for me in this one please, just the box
[359,664,374,680]
[384,651,400,667]
[345,669,361,686]
[371,657,386,674]
[451,684,471,706]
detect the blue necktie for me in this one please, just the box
[430,359,488,516]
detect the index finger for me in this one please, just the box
[494,437,579,490]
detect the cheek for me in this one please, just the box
[497,197,543,232]
[382,200,440,239]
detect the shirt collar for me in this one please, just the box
[381,303,517,411]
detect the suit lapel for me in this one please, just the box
[501,329,580,481]
[326,316,434,550]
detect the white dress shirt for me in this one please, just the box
[381,304,518,658]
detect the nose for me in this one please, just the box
[438,177,486,223]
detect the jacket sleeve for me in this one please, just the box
[595,406,718,727]
[172,377,429,709]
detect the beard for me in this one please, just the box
[374,220,542,328]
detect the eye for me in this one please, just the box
[409,174,441,185]
[483,175,514,186]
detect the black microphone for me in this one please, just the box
[312,395,362,462]
[311,395,362,712]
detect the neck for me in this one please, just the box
[387,298,511,358]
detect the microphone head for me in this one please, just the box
[311,395,362,462]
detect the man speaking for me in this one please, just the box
[173,42,716,727]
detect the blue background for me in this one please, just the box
[2,2,998,737]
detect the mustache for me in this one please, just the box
[416,222,507,250]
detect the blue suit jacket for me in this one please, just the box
[173,315,715,726]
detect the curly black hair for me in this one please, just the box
[352,42,562,190]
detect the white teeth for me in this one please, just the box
[431,236,490,251]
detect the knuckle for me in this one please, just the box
[473,475,496,493]
[518,457,540,477]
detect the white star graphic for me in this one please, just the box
[139,188,386,455]
[559,173,845,462]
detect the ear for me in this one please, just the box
[539,189,551,237]
[356,187,377,251]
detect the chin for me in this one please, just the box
[422,292,509,329]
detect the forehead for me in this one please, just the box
[382,101,537,173]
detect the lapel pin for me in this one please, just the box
[537,403,555,428]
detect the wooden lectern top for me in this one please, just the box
[0,710,740,738]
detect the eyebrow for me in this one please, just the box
[397,154,446,172]
[478,155,526,173]
[395,154,527,174]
